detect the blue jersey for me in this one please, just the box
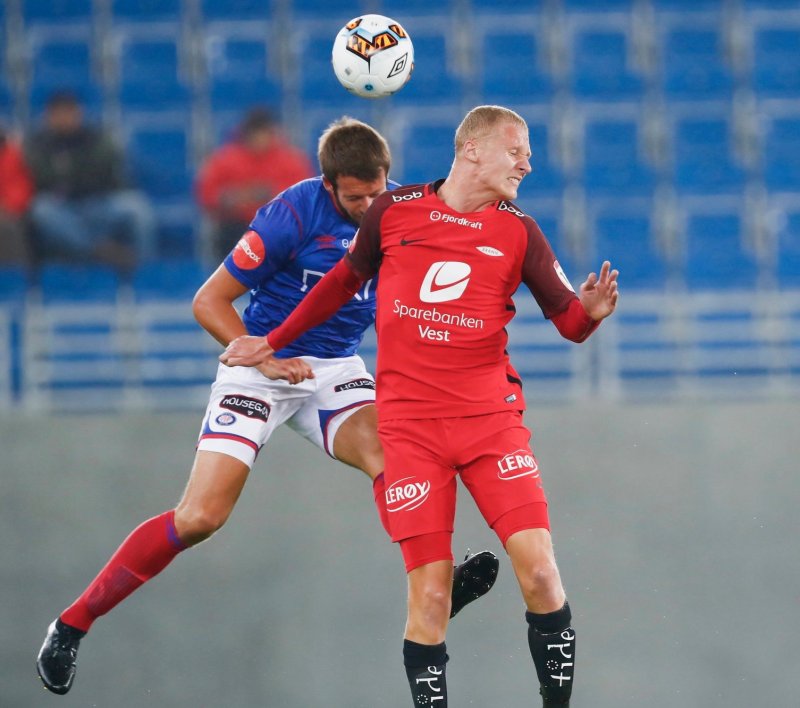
[224,177,384,359]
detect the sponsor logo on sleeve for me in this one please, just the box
[476,246,504,256]
[220,394,270,422]
[554,260,575,292]
[215,412,236,426]
[419,261,471,303]
[232,230,265,270]
[333,378,376,392]
[497,449,540,480]
[385,476,431,512]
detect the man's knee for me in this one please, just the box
[173,504,230,546]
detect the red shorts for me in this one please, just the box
[378,410,549,544]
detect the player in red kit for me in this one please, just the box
[221,105,619,707]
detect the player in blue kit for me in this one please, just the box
[36,117,499,695]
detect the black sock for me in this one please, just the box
[403,639,448,706]
[526,601,576,705]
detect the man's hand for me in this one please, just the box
[579,260,619,321]
[219,335,274,367]
[256,356,314,384]
[219,335,314,384]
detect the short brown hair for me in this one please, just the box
[454,105,527,152]
[318,117,391,185]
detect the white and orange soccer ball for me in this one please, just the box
[332,14,414,99]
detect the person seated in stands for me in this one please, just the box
[24,91,157,272]
[196,106,313,263]
[0,121,34,269]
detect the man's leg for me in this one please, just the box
[403,554,453,707]
[506,527,576,707]
[37,451,250,694]
[332,405,499,617]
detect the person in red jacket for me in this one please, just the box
[0,123,34,267]
[196,106,314,262]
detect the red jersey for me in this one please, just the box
[345,181,581,420]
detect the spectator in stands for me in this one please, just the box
[196,106,314,262]
[0,122,34,268]
[24,91,157,272]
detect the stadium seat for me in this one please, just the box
[752,28,800,99]
[111,0,184,24]
[401,121,457,185]
[775,206,800,288]
[590,201,666,289]
[683,209,757,290]
[22,0,94,27]
[763,116,800,192]
[563,0,636,10]
[200,0,273,22]
[570,28,646,101]
[660,27,735,99]
[526,117,566,197]
[582,115,657,196]
[298,29,355,105]
[651,0,723,10]
[26,34,101,109]
[132,260,209,301]
[389,31,464,107]
[671,114,748,195]
[125,121,193,200]
[37,264,121,303]
[203,33,284,112]
[114,33,192,111]
[470,0,546,13]
[479,30,554,106]
[379,0,455,18]
[0,267,29,306]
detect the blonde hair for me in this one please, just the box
[454,105,527,152]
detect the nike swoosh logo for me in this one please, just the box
[400,238,426,246]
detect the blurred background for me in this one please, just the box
[1,0,799,706]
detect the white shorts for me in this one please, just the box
[196,355,376,468]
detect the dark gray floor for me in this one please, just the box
[3,401,798,707]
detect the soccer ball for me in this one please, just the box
[331,14,414,99]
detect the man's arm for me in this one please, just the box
[219,256,366,367]
[195,264,313,383]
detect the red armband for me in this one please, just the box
[267,257,365,351]
[550,298,601,343]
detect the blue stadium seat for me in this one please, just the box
[564,0,636,10]
[752,28,800,98]
[38,264,121,303]
[0,267,29,305]
[203,33,283,112]
[115,33,191,111]
[651,0,722,10]
[390,31,464,107]
[200,0,273,22]
[298,32,353,106]
[526,117,565,197]
[570,28,646,101]
[0,80,13,125]
[480,30,554,105]
[582,116,657,196]
[471,0,545,13]
[661,28,735,99]
[763,116,800,192]
[401,121,456,185]
[111,0,183,24]
[591,201,666,289]
[672,114,747,195]
[125,121,192,200]
[379,0,455,17]
[776,207,800,288]
[133,260,209,301]
[22,0,94,27]
[684,210,757,290]
[27,35,100,104]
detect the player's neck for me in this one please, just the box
[437,173,496,215]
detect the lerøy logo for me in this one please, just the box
[497,449,539,480]
[419,261,471,303]
[385,476,431,512]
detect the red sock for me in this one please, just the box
[372,473,391,537]
[60,510,187,632]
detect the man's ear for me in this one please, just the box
[322,177,335,194]
[463,139,480,164]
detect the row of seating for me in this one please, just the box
[2,2,800,121]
